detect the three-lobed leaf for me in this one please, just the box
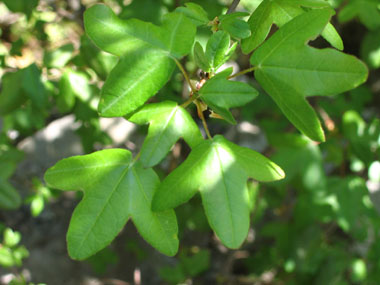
[84,4,196,117]
[44,149,178,260]
[250,8,368,141]
[128,101,203,167]
[241,0,343,53]
[152,135,284,249]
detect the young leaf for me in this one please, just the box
[152,135,284,249]
[44,149,178,260]
[84,4,196,116]
[250,8,368,141]
[241,0,343,53]
[205,31,231,72]
[198,77,258,124]
[176,3,209,26]
[219,12,251,39]
[128,101,203,167]
[194,42,210,72]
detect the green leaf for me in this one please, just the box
[22,64,48,109]
[0,71,26,116]
[3,228,21,248]
[128,101,203,167]
[43,44,74,68]
[338,0,380,30]
[194,42,210,71]
[176,2,209,26]
[205,31,231,72]
[0,247,14,267]
[84,4,196,116]
[98,48,175,117]
[360,29,380,69]
[2,0,38,18]
[250,8,368,141]
[58,69,92,113]
[198,77,258,124]
[44,149,178,259]
[84,4,195,58]
[0,179,21,210]
[152,135,284,249]
[241,0,343,53]
[84,4,164,56]
[80,36,118,80]
[219,12,251,39]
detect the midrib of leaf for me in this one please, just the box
[47,162,128,174]
[74,164,131,254]
[167,14,183,55]
[131,168,173,250]
[261,64,364,75]
[213,145,236,246]
[101,53,165,114]
[208,35,226,68]
[144,107,178,164]
[259,71,318,138]
[257,12,324,64]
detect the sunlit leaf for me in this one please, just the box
[153,135,284,248]
[45,149,178,259]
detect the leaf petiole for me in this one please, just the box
[227,66,257,79]
[173,58,197,93]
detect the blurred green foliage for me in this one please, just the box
[0,0,379,284]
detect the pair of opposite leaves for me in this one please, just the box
[46,4,367,259]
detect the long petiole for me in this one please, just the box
[195,100,212,140]
[173,58,197,93]
[227,66,257,79]
[180,93,199,108]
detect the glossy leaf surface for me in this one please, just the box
[45,149,178,260]
[128,101,203,167]
[152,135,284,248]
[251,8,368,141]
[199,77,258,124]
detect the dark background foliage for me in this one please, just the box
[0,0,379,284]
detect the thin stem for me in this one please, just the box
[132,151,141,163]
[227,66,257,79]
[173,58,196,93]
[195,100,212,140]
[227,0,240,14]
[180,93,199,108]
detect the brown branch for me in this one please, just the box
[227,0,241,14]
